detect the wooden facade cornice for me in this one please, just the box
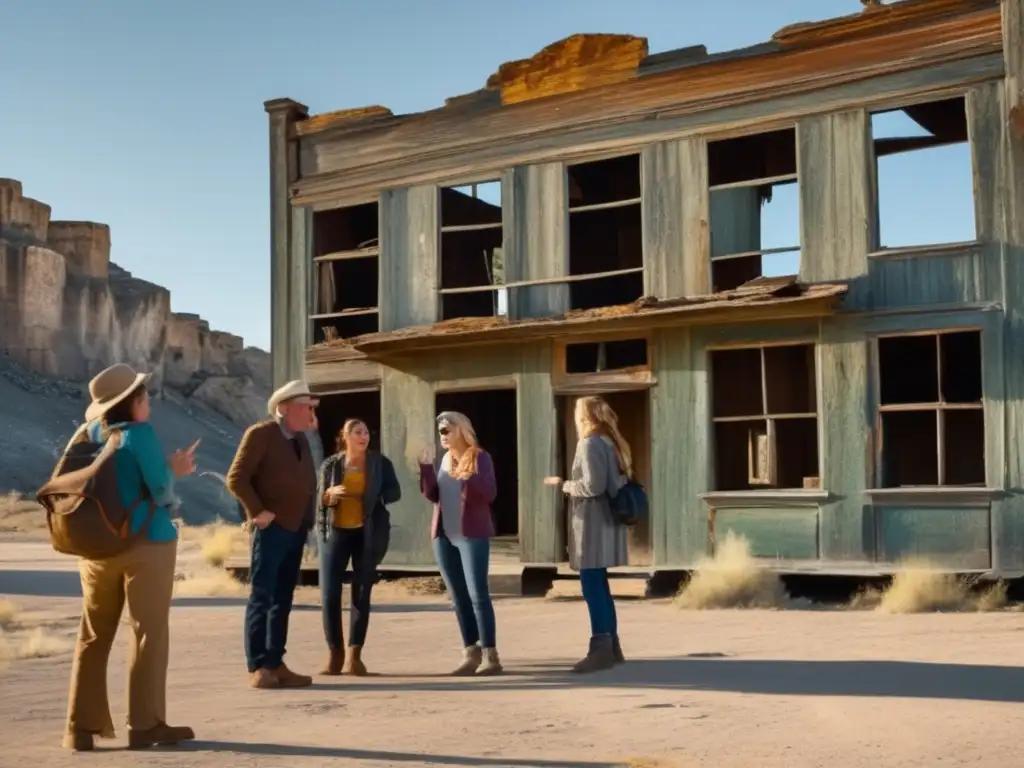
[288,0,1001,204]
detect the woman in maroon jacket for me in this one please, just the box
[418,411,501,675]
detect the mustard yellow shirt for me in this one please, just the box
[331,465,366,529]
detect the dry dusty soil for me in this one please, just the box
[2,536,1024,768]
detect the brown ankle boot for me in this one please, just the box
[269,663,312,688]
[320,648,344,676]
[571,634,616,674]
[342,646,368,676]
[612,635,626,663]
[477,647,503,676]
[61,730,95,752]
[249,668,280,689]
[451,645,483,676]
[127,721,195,750]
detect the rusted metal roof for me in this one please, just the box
[317,278,848,358]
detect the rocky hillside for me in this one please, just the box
[0,177,273,521]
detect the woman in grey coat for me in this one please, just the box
[545,395,631,673]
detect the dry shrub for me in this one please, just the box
[199,524,247,568]
[173,567,246,598]
[0,601,73,665]
[674,532,788,610]
[871,563,1008,614]
[377,576,446,597]
[0,600,20,631]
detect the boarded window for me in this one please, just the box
[877,330,984,487]
[566,155,644,310]
[310,202,380,342]
[707,129,800,292]
[439,182,506,320]
[711,344,818,491]
[870,96,976,249]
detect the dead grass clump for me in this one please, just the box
[675,532,788,610]
[199,525,246,568]
[0,600,21,630]
[1,627,73,660]
[173,568,246,598]
[858,562,1009,614]
[377,576,446,597]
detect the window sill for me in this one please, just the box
[699,490,831,508]
[864,487,1004,505]
[866,240,982,261]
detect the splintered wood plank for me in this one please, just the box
[486,34,648,106]
[379,185,438,331]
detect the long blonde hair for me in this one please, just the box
[437,410,481,480]
[574,396,633,479]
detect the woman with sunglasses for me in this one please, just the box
[418,411,502,675]
[316,418,400,676]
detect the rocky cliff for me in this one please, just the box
[0,178,271,426]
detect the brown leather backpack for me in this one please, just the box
[36,426,153,560]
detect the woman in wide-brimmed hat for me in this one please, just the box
[63,363,200,752]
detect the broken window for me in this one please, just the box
[877,330,984,487]
[310,202,379,343]
[567,155,644,310]
[564,338,648,374]
[870,96,976,249]
[439,181,506,320]
[711,344,819,491]
[707,128,800,292]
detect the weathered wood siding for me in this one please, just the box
[518,343,561,562]
[379,185,438,331]
[504,163,569,318]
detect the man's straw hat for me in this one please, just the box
[267,380,319,417]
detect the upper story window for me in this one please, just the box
[710,343,819,491]
[876,330,984,487]
[310,202,379,342]
[439,181,506,320]
[870,95,976,251]
[708,128,800,292]
[566,154,644,310]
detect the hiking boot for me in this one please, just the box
[269,663,313,688]
[612,635,626,664]
[477,647,503,676]
[61,730,95,752]
[342,646,368,676]
[249,668,280,689]
[127,721,195,750]
[320,648,344,676]
[451,645,483,676]
[571,634,616,674]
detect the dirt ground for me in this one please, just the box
[2,535,1024,768]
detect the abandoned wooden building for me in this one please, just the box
[263,0,1024,581]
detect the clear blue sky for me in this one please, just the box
[0,0,977,351]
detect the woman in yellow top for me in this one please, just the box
[315,418,400,675]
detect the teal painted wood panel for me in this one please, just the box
[714,508,820,561]
[817,320,872,561]
[650,328,709,566]
[866,250,984,310]
[517,343,561,563]
[379,185,439,332]
[876,506,991,570]
[379,367,436,566]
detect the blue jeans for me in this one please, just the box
[580,567,618,637]
[320,527,373,648]
[432,535,496,648]
[244,523,307,672]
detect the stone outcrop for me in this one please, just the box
[0,178,270,426]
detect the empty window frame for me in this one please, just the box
[566,154,644,310]
[310,202,380,343]
[707,128,800,292]
[438,181,507,320]
[711,344,819,491]
[876,330,985,487]
[870,95,976,250]
[564,338,649,375]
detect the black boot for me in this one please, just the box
[612,635,625,664]
[571,634,616,673]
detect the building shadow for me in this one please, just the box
[0,569,81,598]
[318,656,1024,703]
[172,742,619,767]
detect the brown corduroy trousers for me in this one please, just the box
[65,539,177,738]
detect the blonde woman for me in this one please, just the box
[545,395,630,673]
[316,419,400,676]
[418,411,502,675]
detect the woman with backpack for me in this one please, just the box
[61,363,199,751]
[315,418,400,676]
[544,395,631,674]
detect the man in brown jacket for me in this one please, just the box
[227,380,319,689]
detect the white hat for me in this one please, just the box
[85,363,152,422]
[267,380,319,417]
